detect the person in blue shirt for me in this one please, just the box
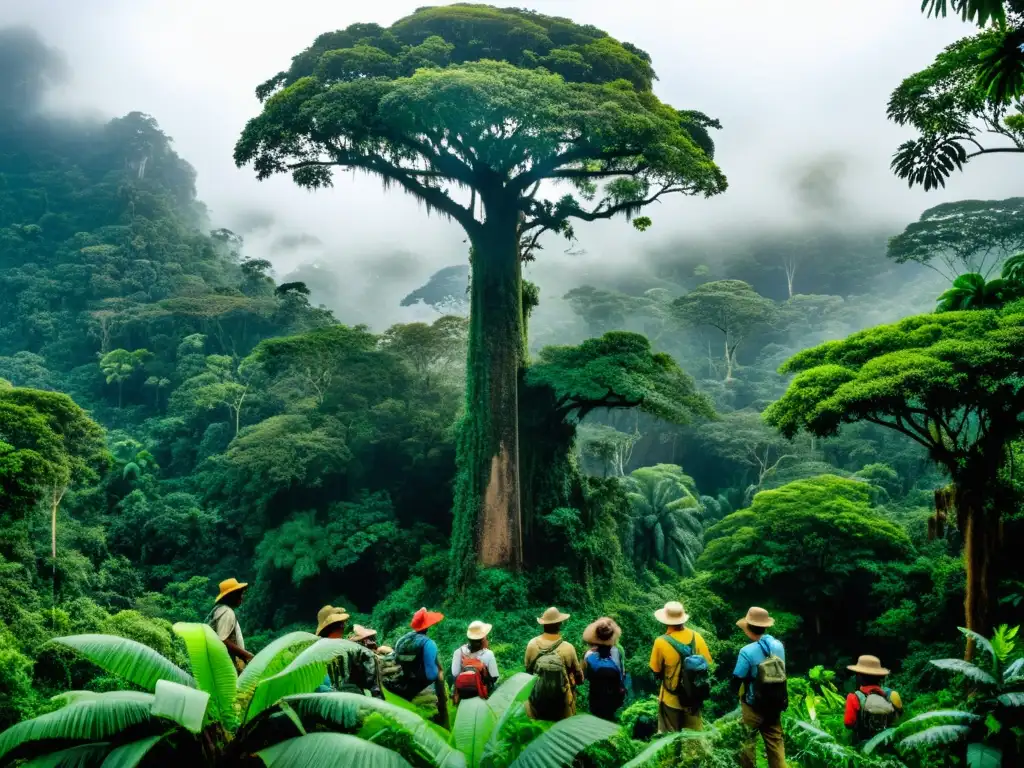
[388,607,449,729]
[732,606,786,768]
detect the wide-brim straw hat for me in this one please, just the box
[467,621,493,640]
[537,607,571,625]
[847,655,890,676]
[410,607,444,632]
[348,624,377,643]
[316,605,351,636]
[737,606,775,630]
[215,578,248,604]
[583,617,622,647]
[654,601,689,625]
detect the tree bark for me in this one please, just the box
[449,207,524,588]
[957,486,1002,659]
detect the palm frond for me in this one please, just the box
[929,658,997,685]
[507,714,619,768]
[52,635,195,692]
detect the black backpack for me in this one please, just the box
[585,649,625,708]
[661,633,711,707]
[388,631,429,699]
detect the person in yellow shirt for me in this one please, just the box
[648,600,712,733]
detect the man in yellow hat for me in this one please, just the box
[732,606,786,768]
[524,607,583,721]
[648,601,712,733]
[209,578,252,671]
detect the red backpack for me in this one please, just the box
[453,651,489,702]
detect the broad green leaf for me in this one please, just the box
[100,734,167,768]
[508,714,620,768]
[237,631,319,702]
[285,693,466,768]
[23,743,109,767]
[967,742,1002,768]
[929,658,997,685]
[53,635,195,692]
[257,733,412,768]
[0,698,154,762]
[383,687,443,723]
[862,726,898,755]
[482,675,536,761]
[247,639,362,723]
[621,730,708,767]
[997,692,1024,707]
[51,692,155,708]
[172,622,238,730]
[151,680,209,733]
[1002,658,1024,683]
[452,698,494,768]
[959,627,996,662]
[899,724,972,749]
[899,709,980,727]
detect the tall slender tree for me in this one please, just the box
[235,5,726,579]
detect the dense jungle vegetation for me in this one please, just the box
[1,1,1023,766]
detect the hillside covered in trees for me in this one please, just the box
[1,3,1023,767]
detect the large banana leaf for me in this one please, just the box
[53,635,195,692]
[100,734,168,768]
[929,659,997,686]
[237,631,319,704]
[0,697,154,762]
[172,622,238,730]
[247,639,362,723]
[452,698,494,768]
[22,743,109,767]
[508,714,620,768]
[151,680,209,733]
[284,693,466,768]
[967,742,1002,768]
[481,675,537,762]
[256,733,412,768]
[899,724,972,749]
[51,692,156,707]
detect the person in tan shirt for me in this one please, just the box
[209,578,253,672]
[524,607,584,721]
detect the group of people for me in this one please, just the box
[209,580,903,766]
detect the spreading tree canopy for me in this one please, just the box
[235,4,726,582]
[764,304,1024,648]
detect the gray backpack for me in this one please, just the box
[856,689,897,737]
[752,639,788,715]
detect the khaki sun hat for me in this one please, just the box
[316,605,351,636]
[348,624,377,643]
[215,578,248,604]
[583,617,622,647]
[847,655,890,676]
[736,606,775,630]
[467,621,493,640]
[654,601,689,625]
[537,606,571,625]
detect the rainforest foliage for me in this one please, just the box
[1,4,1024,767]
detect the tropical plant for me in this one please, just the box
[864,626,1024,766]
[623,464,704,576]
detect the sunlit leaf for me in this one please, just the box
[172,622,238,729]
[930,658,997,685]
[452,698,494,768]
[52,635,195,692]
[151,680,209,733]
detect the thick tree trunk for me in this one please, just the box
[449,209,524,589]
[955,484,1003,660]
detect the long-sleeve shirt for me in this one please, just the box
[844,686,902,728]
[452,645,499,680]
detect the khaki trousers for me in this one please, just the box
[740,702,786,768]
[657,702,703,733]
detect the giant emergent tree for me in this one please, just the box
[235,4,727,575]
[764,305,1024,649]
[887,198,1024,281]
[889,1,1024,189]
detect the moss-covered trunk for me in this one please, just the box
[449,207,524,590]
[955,482,1003,660]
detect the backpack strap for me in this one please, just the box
[854,690,867,706]
[757,638,771,658]
[538,639,563,657]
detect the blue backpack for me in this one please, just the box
[586,650,625,707]
[662,634,711,707]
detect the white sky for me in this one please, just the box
[1,0,1020,326]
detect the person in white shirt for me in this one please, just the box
[452,620,499,700]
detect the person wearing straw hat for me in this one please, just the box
[524,607,583,721]
[648,601,712,733]
[312,605,384,699]
[844,655,902,743]
[349,624,387,653]
[208,578,252,671]
[732,606,786,768]
[389,607,449,728]
[452,621,499,703]
[582,617,626,721]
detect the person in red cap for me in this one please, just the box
[387,607,448,728]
